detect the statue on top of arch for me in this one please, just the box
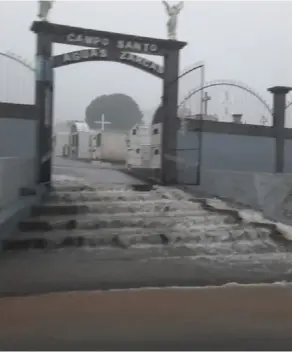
[38,0,54,21]
[162,1,184,40]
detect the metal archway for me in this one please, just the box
[1,51,205,90]
[178,79,273,115]
[53,50,164,79]
[0,50,164,78]
[179,60,204,79]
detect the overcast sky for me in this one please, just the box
[0,0,291,125]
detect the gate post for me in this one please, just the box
[162,50,180,185]
[35,32,54,188]
[268,86,292,173]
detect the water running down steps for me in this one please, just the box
[0,176,291,296]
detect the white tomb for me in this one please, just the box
[53,131,70,157]
[91,130,127,163]
[150,122,162,169]
[68,121,96,160]
[126,122,151,168]
[126,115,163,170]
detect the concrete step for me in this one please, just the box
[2,238,284,256]
[4,225,233,248]
[46,190,163,203]
[11,221,290,252]
[51,185,94,192]
[0,248,290,297]
[52,183,153,192]
[1,241,291,266]
[18,212,231,232]
[4,225,286,254]
[31,200,203,216]
[11,223,236,239]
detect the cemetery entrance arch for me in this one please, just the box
[31,21,187,187]
[52,50,165,79]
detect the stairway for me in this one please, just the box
[0,177,291,294]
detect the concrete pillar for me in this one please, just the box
[35,32,53,187]
[268,86,292,173]
[232,114,243,124]
[162,50,180,185]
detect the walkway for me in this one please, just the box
[53,157,142,186]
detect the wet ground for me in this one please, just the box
[0,157,291,350]
[0,285,291,351]
[0,157,291,296]
[53,157,141,185]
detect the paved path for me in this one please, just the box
[53,157,142,185]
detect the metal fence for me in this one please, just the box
[0,51,35,105]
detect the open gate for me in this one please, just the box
[175,63,205,186]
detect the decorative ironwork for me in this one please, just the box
[0,51,35,72]
[0,51,35,104]
[178,79,273,116]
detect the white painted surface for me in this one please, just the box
[126,122,160,169]
[94,131,127,162]
[78,131,93,159]
[191,169,292,225]
[68,128,96,160]
[73,122,91,132]
[54,132,69,156]
[151,123,162,146]
[127,149,141,167]
[128,123,151,148]
[141,145,151,168]
[150,146,161,169]
[0,157,35,209]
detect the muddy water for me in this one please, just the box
[0,284,291,350]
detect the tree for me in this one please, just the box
[85,93,143,131]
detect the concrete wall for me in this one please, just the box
[190,169,291,225]
[284,140,292,173]
[0,119,36,158]
[201,133,276,172]
[176,130,199,185]
[0,158,36,210]
[176,129,292,185]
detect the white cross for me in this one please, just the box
[94,114,111,132]
[260,115,268,126]
[202,91,211,102]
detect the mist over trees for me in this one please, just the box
[85,93,143,131]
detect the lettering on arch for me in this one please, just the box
[52,49,164,79]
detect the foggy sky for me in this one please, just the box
[0,0,291,124]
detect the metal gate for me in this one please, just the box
[175,63,205,185]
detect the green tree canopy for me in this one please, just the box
[85,93,143,131]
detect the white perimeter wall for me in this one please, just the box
[191,170,292,225]
[0,158,35,209]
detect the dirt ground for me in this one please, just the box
[0,284,291,351]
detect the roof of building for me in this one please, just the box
[74,122,92,132]
[130,122,151,131]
